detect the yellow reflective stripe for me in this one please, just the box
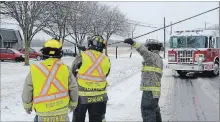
[132,42,141,48]
[23,102,33,109]
[36,107,68,116]
[140,86,161,92]
[78,91,106,96]
[142,66,162,74]
[152,91,160,97]
[69,101,77,107]
[156,82,161,87]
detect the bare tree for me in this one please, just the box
[42,1,73,44]
[67,1,92,46]
[102,7,128,55]
[0,1,50,65]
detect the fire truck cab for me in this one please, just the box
[168,30,219,77]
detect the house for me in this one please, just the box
[0,28,23,49]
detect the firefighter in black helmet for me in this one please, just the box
[124,38,163,122]
[71,35,111,122]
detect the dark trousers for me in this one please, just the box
[141,91,162,122]
[72,102,107,122]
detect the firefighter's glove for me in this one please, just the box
[124,38,134,45]
[77,44,86,51]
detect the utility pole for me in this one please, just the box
[170,22,172,35]
[219,2,220,60]
[163,17,166,59]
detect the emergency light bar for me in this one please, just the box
[174,30,203,33]
[174,30,203,35]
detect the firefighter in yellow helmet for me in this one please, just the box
[22,39,78,122]
[71,35,111,122]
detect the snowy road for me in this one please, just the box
[0,53,219,121]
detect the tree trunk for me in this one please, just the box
[24,39,30,66]
[105,41,108,56]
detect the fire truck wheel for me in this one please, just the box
[212,62,219,76]
[177,70,187,77]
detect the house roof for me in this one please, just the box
[0,28,18,42]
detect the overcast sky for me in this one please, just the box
[101,1,219,42]
[1,1,219,43]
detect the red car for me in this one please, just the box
[18,48,42,60]
[0,48,25,62]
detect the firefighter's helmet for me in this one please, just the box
[41,39,63,59]
[88,35,106,52]
[145,39,163,51]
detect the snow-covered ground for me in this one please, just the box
[1,50,219,121]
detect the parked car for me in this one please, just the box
[0,48,25,62]
[62,49,76,57]
[18,48,42,60]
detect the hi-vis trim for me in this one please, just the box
[33,61,68,104]
[142,66,162,74]
[36,107,69,116]
[78,91,106,96]
[77,74,106,82]
[34,92,68,103]
[77,51,106,81]
[133,42,141,48]
[85,51,105,76]
[140,86,161,92]
[23,102,33,109]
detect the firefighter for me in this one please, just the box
[22,39,78,121]
[71,35,111,122]
[124,38,163,122]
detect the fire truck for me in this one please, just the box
[168,29,219,77]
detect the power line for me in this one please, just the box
[52,2,158,29]
[133,7,219,39]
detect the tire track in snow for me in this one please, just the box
[106,72,142,121]
[170,75,219,121]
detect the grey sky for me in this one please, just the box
[1,1,219,43]
[101,1,219,42]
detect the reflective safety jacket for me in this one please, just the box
[73,50,111,104]
[132,42,163,98]
[31,59,70,116]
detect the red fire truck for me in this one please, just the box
[168,30,219,77]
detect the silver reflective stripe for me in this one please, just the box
[85,51,96,61]
[77,74,106,82]
[53,79,65,91]
[35,63,49,75]
[41,61,61,95]
[85,51,105,76]
[34,92,68,103]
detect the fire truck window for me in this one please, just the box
[170,36,187,48]
[209,37,215,48]
[172,38,178,48]
[187,36,207,48]
[216,37,219,48]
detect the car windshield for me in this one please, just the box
[11,49,22,54]
[169,36,208,48]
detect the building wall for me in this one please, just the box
[14,30,23,49]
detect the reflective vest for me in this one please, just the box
[140,65,162,97]
[77,50,110,96]
[30,58,69,116]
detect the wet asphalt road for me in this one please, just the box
[162,70,219,121]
